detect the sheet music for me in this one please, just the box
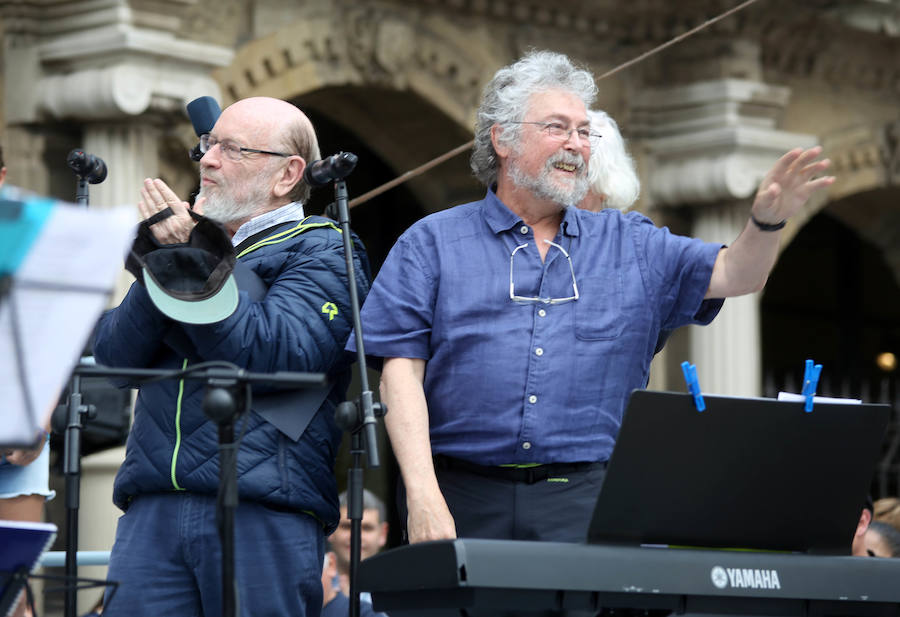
[776,392,862,405]
[0,202,135,446]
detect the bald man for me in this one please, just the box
[94,97,371,617]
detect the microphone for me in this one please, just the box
[66,149,107,184]
[303,152,358,187]
[186,96,221,161]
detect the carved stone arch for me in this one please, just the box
[827,187,900,291]
[759,120,900,411]
[212,5,505,213]
[213,5,504,130]
[780,118,900,289]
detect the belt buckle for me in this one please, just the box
[525,466,545,484]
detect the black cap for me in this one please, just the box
[126,210,238,324]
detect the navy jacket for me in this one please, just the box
[94,216,371,532]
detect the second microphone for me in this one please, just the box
[303,152,358,187]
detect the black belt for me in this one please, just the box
[433,454,606,485]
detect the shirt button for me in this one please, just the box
[528,395,537,404]
[522,442,532,450]
[520,225,529,235]
[538,309,546,317]
[535,347,544,356]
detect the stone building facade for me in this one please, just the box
[1,0,898,609]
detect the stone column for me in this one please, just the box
[82,123,161,298]
[4,2,233,208]
[690,201,761,397]
[632,78,818,397]
[2,125,48,194]
[84,122,159,209]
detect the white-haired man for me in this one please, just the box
[579,109,641,212]
[354,51,833,544]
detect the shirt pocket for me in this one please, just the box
[574,270,627,341]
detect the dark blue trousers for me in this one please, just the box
[399,458,607,542]
[103,493,324,617]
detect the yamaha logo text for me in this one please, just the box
[710,566,781,590]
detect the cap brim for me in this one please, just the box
[143,268,239,324]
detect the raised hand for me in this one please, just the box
[138,178,196,244]
[751,146,834,225]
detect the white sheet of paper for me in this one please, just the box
[0,203,135,446]
[776,392,862,405]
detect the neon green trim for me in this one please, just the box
[170,359,188,491]
[236,217,342,259]
[499,463,544,469]
[546,477,569,483]
[301,509,329,529]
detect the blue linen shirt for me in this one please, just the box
[355,189,724,465]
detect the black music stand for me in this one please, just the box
[587,390,891,554]
[0,521,56,617]
[0,522,112,617]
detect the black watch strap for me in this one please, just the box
[750,214,786,232]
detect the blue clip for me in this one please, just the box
[681,361,705,412]
[801,359,823,412]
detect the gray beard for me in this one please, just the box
[198,184,267,225]
[509,153,589,206]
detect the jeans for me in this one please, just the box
[104,492,324,617]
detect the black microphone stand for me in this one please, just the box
[67,149,106,209]
[202,375,249,617]
[73,363,327,617]
[74,176,90,208]
[62,361,97,617]
[63,155,104,617]
[327,168,386,617]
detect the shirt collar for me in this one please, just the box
[481,187,522,235]
[481,186,581,238]
[230,201,306,247]
[560,205,581,238]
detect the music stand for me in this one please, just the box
[0,188,134,447]
[0,521,57,617]
[587,390,891,555]
[70,361,328,617]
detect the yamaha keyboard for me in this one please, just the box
[358,539,900,616]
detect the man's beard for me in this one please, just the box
[198,175,272,224]
[508,150,589,207]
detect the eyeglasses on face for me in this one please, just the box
[509,239,580,305]
[509,121,602,147]
[199,134,295,161]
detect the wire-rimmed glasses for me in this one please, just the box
[508,121,602,148]
[509,239,579,305]
[199,134,296,161]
